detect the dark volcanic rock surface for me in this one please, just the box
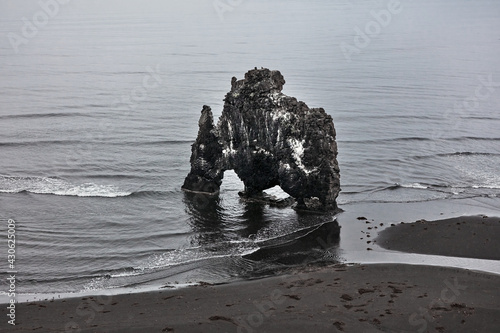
[182,68,340,211]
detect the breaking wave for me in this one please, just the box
[0,176,131,197]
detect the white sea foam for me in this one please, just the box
[0,176,131,197]
[472,184,500,189]
[138,251,230,271]
[135,239,260,272]
[400,183,429,189]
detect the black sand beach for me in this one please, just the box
[2,215,500,333]
[3,264,500,333]
[376,215,500,260]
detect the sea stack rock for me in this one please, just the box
[182,68,340,211]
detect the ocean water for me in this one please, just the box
[0,0,499,299]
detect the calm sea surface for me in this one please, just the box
[0,0,499,299]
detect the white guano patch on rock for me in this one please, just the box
[288,138,306,172]
[271,109,291,122]
[222,122,236,157]
[269,93,291,122]
[270,92,284,105]
[287,138,317,174]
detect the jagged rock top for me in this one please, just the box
[230,68,286,96]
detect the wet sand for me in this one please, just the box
[2,215,500,332]
[376,215,500,260]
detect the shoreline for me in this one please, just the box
[2,263,499,332]
[2,211,500,332]
[7,210,500,305]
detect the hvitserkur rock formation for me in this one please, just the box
[182,68,340,211]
